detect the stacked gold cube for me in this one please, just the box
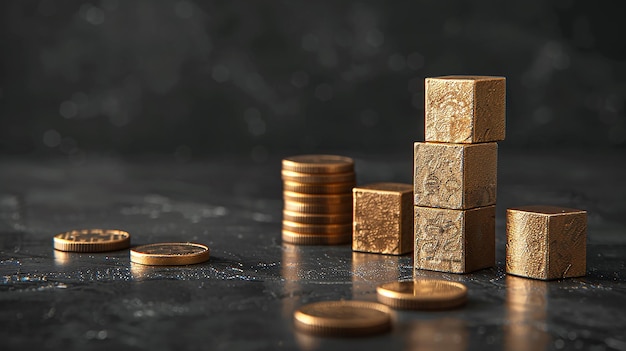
[281,155,356,245]
[414,76,506,274]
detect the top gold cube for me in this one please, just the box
[425,76,506,143]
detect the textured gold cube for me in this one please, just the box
[414,142,497,210]
[425,76,506,143]
[414,205,495,274]
[352,183,413,255]
[506,206,587,280]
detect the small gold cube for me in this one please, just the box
[506,206,587,280]
[414,142,497,209]
[352,183,413,255]
[414,205,495,274]
[425,76,506,143]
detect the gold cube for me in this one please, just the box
[414,142,497,210]
[425,76,505,143]
[506,206,587,280]
[352,183,413,255]
[414,205,495,274]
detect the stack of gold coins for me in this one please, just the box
[281,155,355,245]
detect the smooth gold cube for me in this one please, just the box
[414,205,495,274]
[425,76,505,143]
[506,206,587,280]
[352,183,413,255]
[414,142,497,209]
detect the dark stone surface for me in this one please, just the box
[0,149,625,350]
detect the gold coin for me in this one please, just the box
[282,220,352,235]
[283,210,352,225]
[294,300,391,336]
[376,279,468,310]
[283,180,355,194]
[53,229,131,252]
[283,191,352,205]
[281,170,355,184]
[282,230,351,245]
[130,242,210,266]
[282,155,354,174]
[284,200,352,214]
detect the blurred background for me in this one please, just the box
[1,0,625,162]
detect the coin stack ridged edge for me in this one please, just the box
[281,155,355,245]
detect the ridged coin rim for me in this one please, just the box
[130,242,210,266]
[294,300,391,336]
[53,229,131,252]
[281,230,351,245]
[282,155,354,174]
[282,220,352,235]
[283,180,355,194]
[282,210,352,225]
[376,280,468,310]
[281,170,355,184]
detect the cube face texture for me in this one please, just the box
[425,76,506,143]
[353,183,414,255]
[414,205,495,274]
[506,206,587,280]
[414,142,497,209]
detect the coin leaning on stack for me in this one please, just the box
[281,155,356,245]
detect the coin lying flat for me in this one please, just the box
[283,180,355,195]
[294,300,392,337]
[281,170,355,184]
[282,155,354,174]
[376,280,468,310]
[130,242,210,266]
[282,230,351,245]
[53,229,131,252]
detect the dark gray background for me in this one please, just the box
[2,2,626,350]
[1,0,625,160]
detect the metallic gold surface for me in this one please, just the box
[414,205,495,274]
[283,191,352,205]
[282,210,352,225]
[281,155,355,246]
[414,142,497,209]
[352,183,413,255]
[130,242,210,265]
[281,230,352,245]
[505,276,550,351]
[293,300,392,336]
[281,170,355,184]
[284,200,352,214]
[282,220,352,235]
[282,155,354,174]
[376,280,467,310]
[506,206,587,280]
[53,229,131,252]
[282,180,355,194]
[425,76,506,143]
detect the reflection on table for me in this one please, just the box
[351,251,403,299]
[404,317,468,351]
[505,275,550,351]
